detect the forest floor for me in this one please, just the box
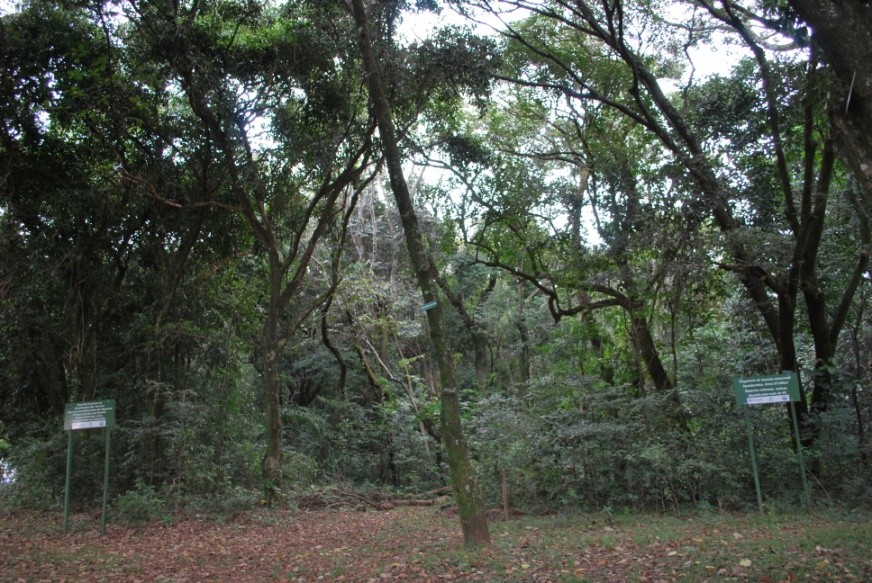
[2,506,871,582]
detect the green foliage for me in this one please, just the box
[467,364,863,513]
[1,0,871,519]
[283,450,319,492]
[0,432,63,510]
[283,395,441,492]
[113,479,168,526]
[812,398,872,505]
[413,27,500,109]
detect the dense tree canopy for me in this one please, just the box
[1,0,870,541]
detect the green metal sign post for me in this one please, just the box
[733,373,810,511]
[63,400,116,534]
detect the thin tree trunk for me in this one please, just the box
[501,468,510,522]
[350,0,490,546]
[322,297,348,399]
[261,308,283,501]
[514,277,532,384]
[850,292,869,468]
[473,333,490,388]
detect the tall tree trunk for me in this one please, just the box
[261,303,283,501]
[350,0,490,546]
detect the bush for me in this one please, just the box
[113,479,168,525]
[1,431,67,510]
[283,450,318,492]
[466,375,836,513]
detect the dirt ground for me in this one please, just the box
[2,506,871,582]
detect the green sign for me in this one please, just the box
[64,400,116,431]
[63,400,116,534]
[733,373,800,406]
[732,372,809,512]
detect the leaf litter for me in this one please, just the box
[2,508,871,582]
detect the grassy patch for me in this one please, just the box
[401,509,872,582]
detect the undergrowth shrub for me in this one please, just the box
[468,393,544,510]
[466,373,858,512]
[1,438,59,510]
[113,478,168,525]
[283,450,318,492]
[284,396,441,492]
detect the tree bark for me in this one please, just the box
[350,0,490,546]
[261,302,284,501]
[788,1,872,193]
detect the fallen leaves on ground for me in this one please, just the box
[2,508,871,582]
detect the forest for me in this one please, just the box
[1,0,871,549]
